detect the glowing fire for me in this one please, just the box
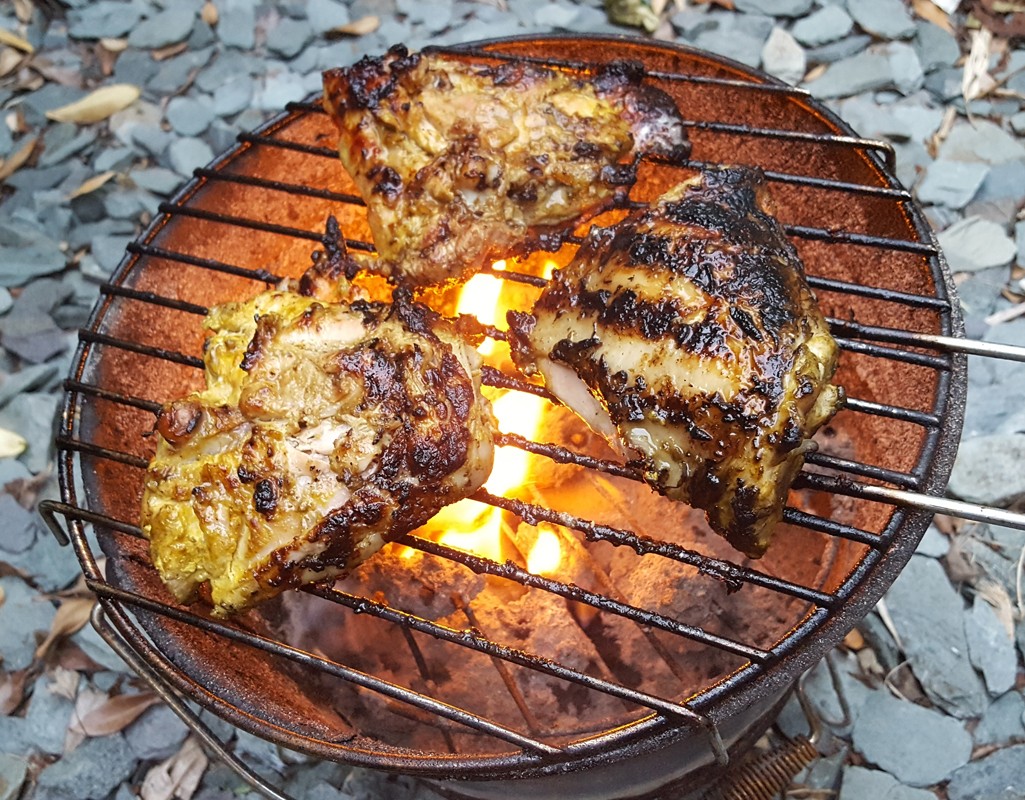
[426,260,561,574]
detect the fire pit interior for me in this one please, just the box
[47,35,965,799]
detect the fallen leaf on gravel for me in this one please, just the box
[68,170,116,199]
[328,15,380,36]
[35,597,94,660]
[141,737,208,800]
[976,578,1016,638]
[911,0,955,32]
[0,668,31,715]
[0,27,34,54]
[70,690,162,738]
[50,665,81,700]
[5,470,54,509]
[963,27,996,104]
[46,84,140,124]
[0,427,27,458]
[0,134,38,182]
[201,0,219,27]
[100,38,128,53]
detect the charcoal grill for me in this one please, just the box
[40,35,1025,800]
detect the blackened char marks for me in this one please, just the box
[324,44,420,111]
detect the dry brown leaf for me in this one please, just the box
[100,37,128,53]
[49,665,81,701]
[68,170,116,200]
[0,583,5,606]
[843,628,865,650]
[13,0,33,23]
[911,0,955,32]
[0,133,38,183]
[976,578,1016,638]
[152,41,188,62]
[0,427,27,458]
[5,470,53,510]
[201,0,219,27]
[35,597,94,660]
[0,668,31,716]
[963,27,996,103]
[70,691,162,738]
[0,27,34,54]
[0,46,26,78]
[328,15,380,37]
[45,84,140,124]
[141,737,209,800]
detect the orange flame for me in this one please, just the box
[428,261,561,574]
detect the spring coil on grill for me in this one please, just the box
[700,653,850,800]
[699,734,819,800]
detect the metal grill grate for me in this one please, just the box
[40,36,1025,799]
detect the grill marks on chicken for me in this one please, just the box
[141,284,495,616]
[322,46,689,288]
[508,167,842,557]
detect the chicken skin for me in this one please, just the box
[141,276,495,616]
[508,167,842,557]
[322,46,689,287]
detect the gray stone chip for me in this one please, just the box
[733,0,813,17]
[847,0,917,40]
[0,754,28,800]
[34,733,137,800]
[127,7,197,50]
[791,5,853,46]
[167,136,215,176]
[916,158,989,209]
[839,765,938,800]
[973,690,1025,747]
[965,593,1019,696]
[267,18,314,59]
[949,433,1025,506]
[851,691,973,786]
[938,216,1018,273]
[946,744,1025,800]
[883,556,988,718]
[0,576,56,671]
[165,95,216,137]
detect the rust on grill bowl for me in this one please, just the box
[54,35,965,800]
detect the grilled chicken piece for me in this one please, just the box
[141,281,495,616]
[508,167,842,557]
[322,46,689,288]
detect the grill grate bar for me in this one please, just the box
[86,579,564,755]
[156,202,325,243]
[309,583,742,730]
[55,436,149,469]
[63,379,162,415]
[802,452,920,490]
[79,329,203,369]
[842,396,939,428]
[192,167,365,206]
[101,283,208,317]
[806,276,948,311]
[779,508,883,548]
[402,532,776,660]
[674,157,912,200]
[475,489,837,607]
[830,336,950,370]
[126,242,282,284]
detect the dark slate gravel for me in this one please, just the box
[883,556,988,718]
[34,734,138,800]
[946,744,1025,800]
[3,1,1025,799]
[850,692,973,787]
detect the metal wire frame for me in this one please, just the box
[38,35,1025,793]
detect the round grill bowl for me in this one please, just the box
[53,34,965,799]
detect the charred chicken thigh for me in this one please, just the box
[508,167,842,557]
[141,277,495,616]
[322,46,689,287]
